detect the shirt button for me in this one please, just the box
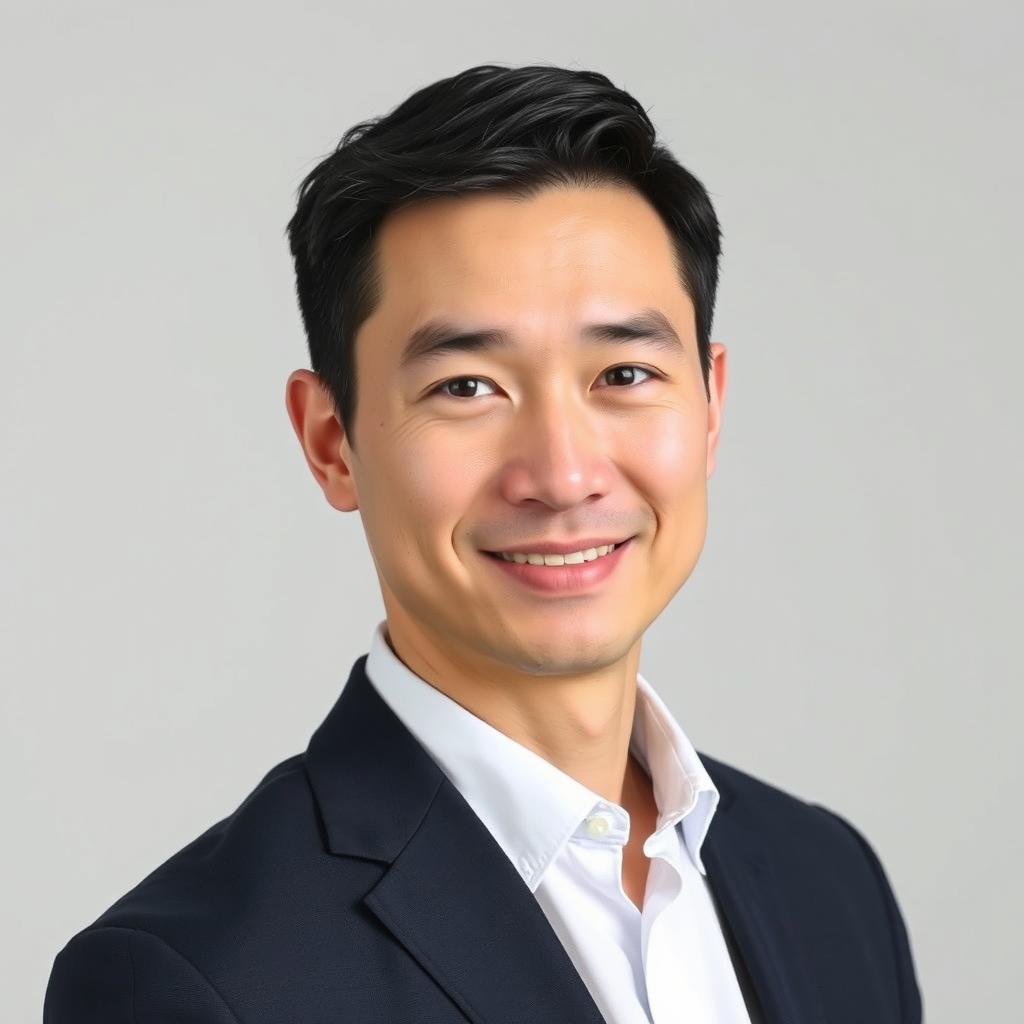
[586,814,611,837]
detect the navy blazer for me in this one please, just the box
[45,654,923,1023]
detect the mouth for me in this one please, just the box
[479,536,637,594]
[479,536,630,561]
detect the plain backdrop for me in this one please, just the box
[3,1,1021,1019]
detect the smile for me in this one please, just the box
[486,542,622,565]
[482,537,635,594]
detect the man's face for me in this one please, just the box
[302,184,726,678]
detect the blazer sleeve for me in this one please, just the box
[812,804,925,1024]
[43,925,239,1024]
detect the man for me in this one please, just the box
[44,63,923,1023]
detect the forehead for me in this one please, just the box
[369,184,690,332]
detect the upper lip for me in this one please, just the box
[484,536,634,555]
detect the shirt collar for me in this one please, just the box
[364,619,720,891]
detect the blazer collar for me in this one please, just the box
[304,654,826,1024]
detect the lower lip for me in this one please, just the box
[481,538,635,594]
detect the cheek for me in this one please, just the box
[404,441,477,513]
[628,414,709,571]
[630,414,707,494]
[376,430,485,554]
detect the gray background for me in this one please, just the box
[3,1,1021,1019]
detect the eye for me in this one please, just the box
[429,365,661,400]
[600,364,659,388]
[431,376,499,400]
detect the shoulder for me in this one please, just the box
[698,751,923,1023]
[699,749,886,861]
[48,752,335,988]
[45,925,240,1023]
[697,750,906,936]
[95,752,316,915]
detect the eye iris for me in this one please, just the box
[446,378,480,398]
[609,366,639,385]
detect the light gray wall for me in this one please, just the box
[3,2,1020,1019]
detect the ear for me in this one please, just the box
[705,342,728,479]
[284,369,359,512]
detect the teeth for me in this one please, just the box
[497,543,616,565]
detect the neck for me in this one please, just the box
[382,615,644,806]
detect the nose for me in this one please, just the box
[496,396,612,512]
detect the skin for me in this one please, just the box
[286,183,727,912]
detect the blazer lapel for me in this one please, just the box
[699,758,828,1024]
[366,776,609,1024]
[305,654,825,1024]
[304,655,608,1024]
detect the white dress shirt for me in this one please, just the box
[364,619,756,1024]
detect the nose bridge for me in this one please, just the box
[503,377,609,507]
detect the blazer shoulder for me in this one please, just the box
[44,925,240,1023]
[50,753,321,973]
[699,749,882,850]
[697,751,908,934]
[698,750,923,1023]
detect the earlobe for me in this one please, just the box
[284,369,360,512]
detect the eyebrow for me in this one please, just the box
[398,307,685,370]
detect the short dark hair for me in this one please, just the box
[286,63,722,452]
